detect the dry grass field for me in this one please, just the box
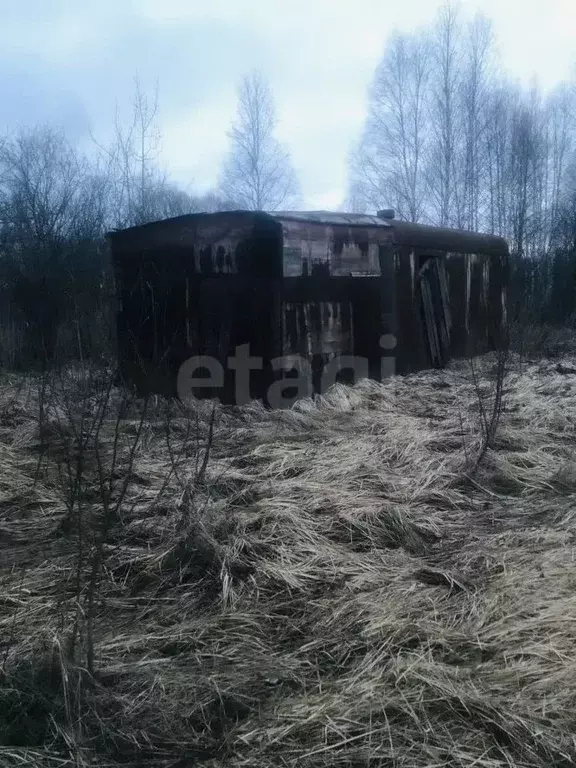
[2,337,576,767]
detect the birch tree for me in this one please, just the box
[427,3,463,227]
[353,33,430,221]
[459,14,494,231]
[94,77,169,228]
[219,71,299,211]
[546,84,575,247]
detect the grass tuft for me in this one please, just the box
[2,347,576,766]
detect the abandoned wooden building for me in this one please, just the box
[107,210,509,404]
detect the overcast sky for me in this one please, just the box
[1,0,575,209]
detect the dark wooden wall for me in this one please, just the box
[110,213,508,404]
[112,214,282,399]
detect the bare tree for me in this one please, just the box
[94,77,168,228]
[348,2,576,325]
[352,32,430,221]
[140,185,241,219]
[508,96,538,257]
[0,126,109,364]
[350,3,493,226]
[459,13,494,231]
[218,71,300,211]
[427,2,463,228]
[484,83,515,237]
[546,83,575,248]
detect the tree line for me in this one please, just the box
[349,4,576,325]
[0,1,575,369]
[0,72,299,367]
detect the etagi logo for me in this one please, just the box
[177,335,398,408]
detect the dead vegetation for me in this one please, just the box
[1,343,576,767]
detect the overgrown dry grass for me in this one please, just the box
[1,344,576,767]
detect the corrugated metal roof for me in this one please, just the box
[271,211,392,227]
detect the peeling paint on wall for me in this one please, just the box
[280,219,385,278]
[283,300,353,358]
[192,241,238,274]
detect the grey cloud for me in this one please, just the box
[1,1,270,141]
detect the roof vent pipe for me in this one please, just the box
[377,209,395,219]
